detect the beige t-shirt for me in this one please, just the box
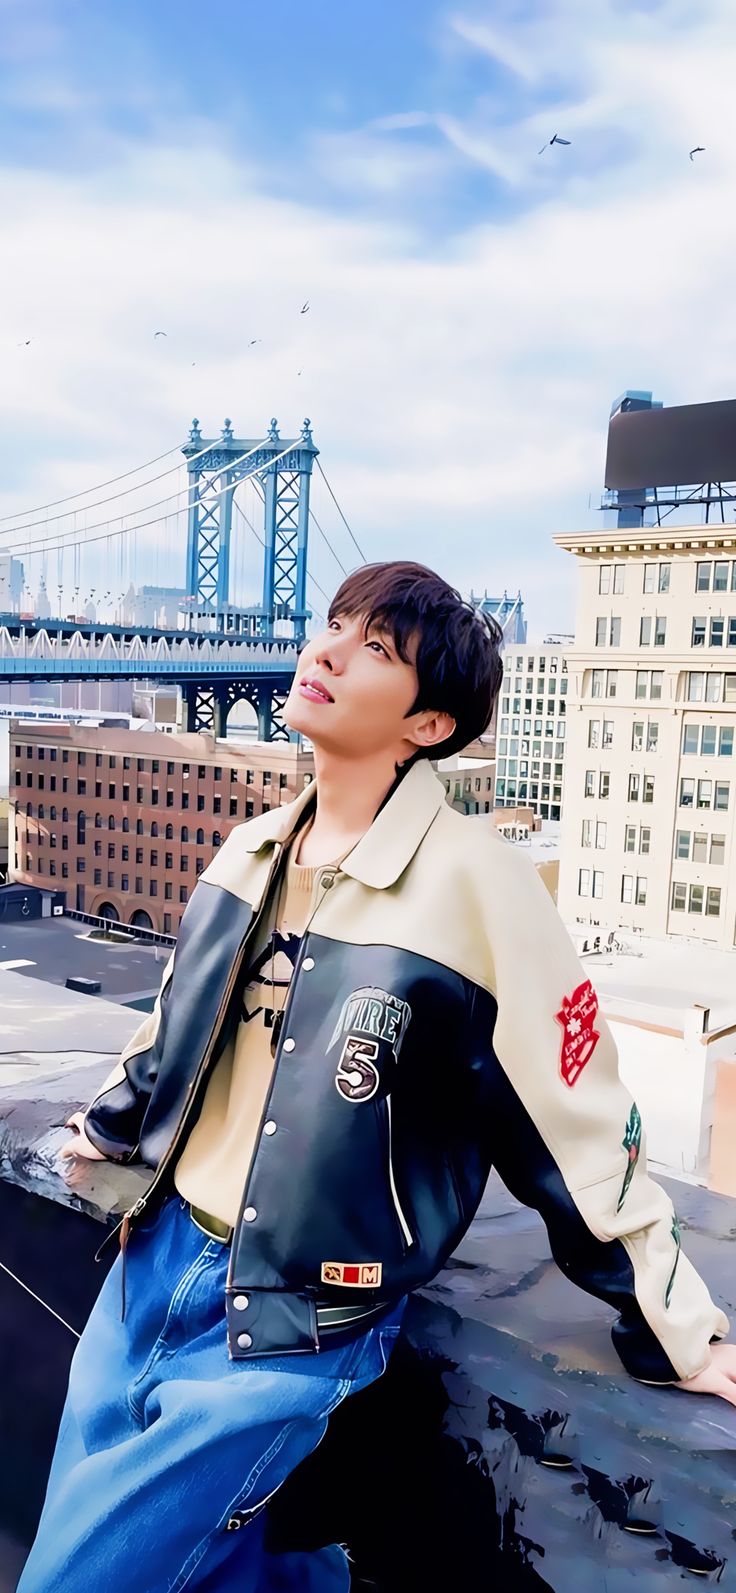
[173,819,342,1228]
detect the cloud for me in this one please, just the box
[2,0,736,637]
[449,14,539,84]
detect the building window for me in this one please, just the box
[692,832,708,863]
[179,886,188,904]
[728,617,736,647]
[596,617,607,647]
[621,874,633,904]
[592,870,604,899]
[658,563,670,592]
[675,830,690,860]
[603,720,614,747]
[688,672,704,702]
[595,820,607,849]
[654,616,666,647]
[701,725,717,757]
[606,670,617,698]
[639,826,651,854]
[695,561,711,592]
[585,771,595,798]
[671,881,686,911]
[632,721,643,751]
[598,565,611,595]
[610,617,621,647]
[710,834,726,865]
[692,617,707,648]
[713,560,729,592]
[679,778,694,807]
[588,720,600,748]
[714,781,730,811]
[688,884,704,914]
[578,868,590,896]
[599,771,610,798]
[613,565,624,594]
[624,824,637,853]
[635,877,647,905]
[591,669,604,698]
[628,773,640,801]
[697,779,712,809]
[581,819,592,847]
[640,616,652,646]
[650,672,663,700]
[726,674,736,703]
[642,775,655,803]
[710,618,725,648]
[635,671,648,700]
[706,886,721,917]
[646,722,658,751]
[643,564,656,595]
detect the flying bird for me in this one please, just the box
[247,339,261,347]
[538,133,572,154]
[300,300,310,314]
[689,146,705,161]
[153,330,168,338]
[17,339,31,346]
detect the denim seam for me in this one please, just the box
[126,1240,220,1426]
[168,1378,351,1593]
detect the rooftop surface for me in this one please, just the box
[0,915,164,1002]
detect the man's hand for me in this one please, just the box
[675,1343,736,1405]
[59,1111,108,1181]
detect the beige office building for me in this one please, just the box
[555,528,736,950]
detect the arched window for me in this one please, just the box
[165,823,174,840]
[108,815,115,830]
[27,802,33,818]
[181,826,189,843]
[62,807,69,823]
[38,804,45,819]
[213,830,221,847]
[122,817,129,833]
[196,827,205,845]
[151,821,158,837]
[50,805,57,820]
[136,819,144,834]
[95,812,103,828]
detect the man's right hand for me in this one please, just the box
[59,1111,108,1171]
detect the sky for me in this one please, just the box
[1,0,736,635]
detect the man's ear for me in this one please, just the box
[411,709,456,752]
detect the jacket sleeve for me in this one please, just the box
[72,947,177,1163]
[484,847,730,1384]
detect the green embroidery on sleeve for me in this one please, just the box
[616,1103,642,1213]
[665,1214,681,1310]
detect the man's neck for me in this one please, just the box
[293,748,404,868]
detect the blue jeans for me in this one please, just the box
[17,1192,407,1593]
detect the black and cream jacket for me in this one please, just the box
[81,758,729,1377]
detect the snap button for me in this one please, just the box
[233,1294,249,1311]
[320,874,334,890]
[243,1206,257,1222]
[302,957,315,971]
[283,1038,295,1052]
[237,1332,253,1350]
[263,1120,277,1135]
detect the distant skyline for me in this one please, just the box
[2,0,736,635]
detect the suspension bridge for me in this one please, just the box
[0,418,366,740]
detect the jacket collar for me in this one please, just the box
[242,757,446,889]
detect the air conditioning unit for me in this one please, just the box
[52,905,63,915]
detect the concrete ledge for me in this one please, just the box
[1,1059,735,1588]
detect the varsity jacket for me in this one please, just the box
[82,758,730,1378]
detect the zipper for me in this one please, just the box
[385,1094,414,1250]
[96,843,286,1318]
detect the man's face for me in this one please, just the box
[282,609,424,761]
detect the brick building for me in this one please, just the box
[9,724,314,936]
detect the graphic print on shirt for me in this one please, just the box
[327,985,412,1103]
[240,929,302,1033]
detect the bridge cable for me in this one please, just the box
[0,432,270,545]
[0,443,183,529]
[315,460,366,563]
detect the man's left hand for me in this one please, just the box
[675,1343,736,1404]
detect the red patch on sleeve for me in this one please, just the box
[554,979,600,1087]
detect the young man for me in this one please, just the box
[19,561,734,1593]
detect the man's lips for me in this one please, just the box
[298,679,334,703]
